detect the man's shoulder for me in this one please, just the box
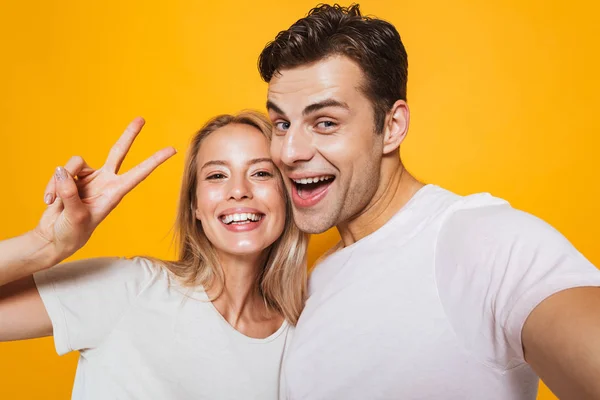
[441,203,555,246]
[402,184,509,225]
[436,201,576,275]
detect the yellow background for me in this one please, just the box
[1,0,598,398]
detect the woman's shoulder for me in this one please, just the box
[38,256,167,290]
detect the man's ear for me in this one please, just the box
[382,100,410,155]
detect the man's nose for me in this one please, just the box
[278,126,315,166]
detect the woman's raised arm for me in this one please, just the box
[0,117,176,341]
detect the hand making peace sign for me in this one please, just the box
[34,117,177,259]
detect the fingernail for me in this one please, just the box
[44,193,55,205]
[55,167,68,181]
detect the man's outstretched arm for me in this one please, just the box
[523,286,600,400]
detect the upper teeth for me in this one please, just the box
[221,213,262,224]
[293,176,333,185]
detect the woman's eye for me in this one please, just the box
[207,173,226,180]
[253,171,273,178]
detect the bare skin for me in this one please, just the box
[208,252,281,339]
[336,158,423,246]
[522,287,600,399]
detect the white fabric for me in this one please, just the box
[282,185,600,400]
[34,257,290,400]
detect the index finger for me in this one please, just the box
[119,146,177,195]
[105,117,146,174]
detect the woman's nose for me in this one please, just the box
[227,175,253,200]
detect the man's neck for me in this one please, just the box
[337,157,424,247]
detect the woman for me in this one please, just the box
[0,111,307,399]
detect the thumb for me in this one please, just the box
[54,166,85,218]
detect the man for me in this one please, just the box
[259,4,600,399]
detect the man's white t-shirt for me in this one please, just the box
[34,257,291,400]
[282,185,600,399]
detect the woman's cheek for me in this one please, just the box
[254,182,286,210]
[195,185,226,221]
[256,183,287,237]
[197,184,226,203]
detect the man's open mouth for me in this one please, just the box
[292,175,335,200]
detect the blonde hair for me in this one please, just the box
[161,111,307,325]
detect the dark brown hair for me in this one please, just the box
[258,3,408,133]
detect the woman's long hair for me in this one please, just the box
[160,111,307,325]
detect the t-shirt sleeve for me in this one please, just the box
[33,256,157,355]
[435,204,600,370]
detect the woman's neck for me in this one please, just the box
[207,250,283,338]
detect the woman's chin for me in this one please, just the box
[216,241,272,259]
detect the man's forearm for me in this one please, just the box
[0,231,62,286]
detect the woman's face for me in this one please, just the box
[194,123,286,258]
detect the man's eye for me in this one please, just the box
[275,121,291,131]
[207,173,226,180]
[317,121,337,129]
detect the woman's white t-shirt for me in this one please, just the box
[34,257,291,400]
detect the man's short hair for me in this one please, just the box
[258,3,408,133]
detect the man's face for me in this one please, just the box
[267,56,384,233]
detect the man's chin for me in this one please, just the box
[291,207,336,234]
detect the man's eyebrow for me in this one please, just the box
[267,99,350,118]
[201,158,273,170]
[303,99,350,116]
[266,100,286,116]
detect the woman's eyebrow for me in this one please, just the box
[248,158,274,166]
[201,160,228,170]
[201,158,273,170]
